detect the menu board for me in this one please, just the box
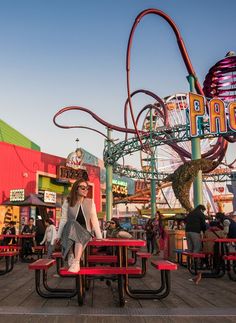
[10,189,25,201]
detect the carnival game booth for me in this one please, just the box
[0,141,101,234]
[2,193,61,234]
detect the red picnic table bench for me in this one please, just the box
[0,245,19,275]
[29,238,177,306]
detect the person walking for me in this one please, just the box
[145,219,154,254]
[152,211,163,255]
[57,178,102,273]
[40,219,57,258]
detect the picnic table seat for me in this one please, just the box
[124,259,178,300]
[29,259,77,298]
[0,250,19,275]
[222,254,236,281]
[32,246,45,259]
[60,266,142,307]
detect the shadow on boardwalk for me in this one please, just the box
[0,254,236,323]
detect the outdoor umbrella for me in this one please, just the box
[2,194,61,208]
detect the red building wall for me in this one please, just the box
[0,142,101,211]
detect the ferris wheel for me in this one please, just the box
[140,93,229,212]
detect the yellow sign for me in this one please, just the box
[188,92,236,137]
[97,211,106,220]
[112,184,128,196]
[0,206,20,233]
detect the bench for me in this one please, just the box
[60,266,142,306]
[125,259,177,300]
[0,245,21,251]
[128,247,140,264]
[88,255,118,264]
[52,252,135,274]
[182,251,206,258]
[0,250,19,275]
[29,259,77,298]
[151,260,178,270]
[33,246,45,259]
[52,252,65,274]
[223,255,236,281]
[135,252,151,277]
[182,251,206,275]
[223,255,236,261]
[173,249,188,266]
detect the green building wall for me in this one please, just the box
[0,119,40,151]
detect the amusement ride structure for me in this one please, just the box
[53,8,236,219]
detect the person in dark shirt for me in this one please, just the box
[2,221,16,245]
[35,216,46,245]
[185,204,206,252]
[185,204,206,284]
[145,219,154,254]
[21,217,36,261]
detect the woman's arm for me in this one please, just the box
[57,200,69,239]
[90,200,102,239]
[40,229,47,245]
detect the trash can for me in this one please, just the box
[166,229,186,262]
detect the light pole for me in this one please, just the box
[187,75,203,207]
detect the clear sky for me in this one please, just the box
[0,0,235,167]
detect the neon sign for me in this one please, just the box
[188,93,236,137]
[112,179,128,196]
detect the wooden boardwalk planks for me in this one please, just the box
[1,255,236,321]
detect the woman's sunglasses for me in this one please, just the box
[78,185,89,191]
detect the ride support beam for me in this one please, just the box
[106,128,113,221]
[150,108,157,218]
[187,75,203,207]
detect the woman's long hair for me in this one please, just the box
[110,218,122,229]
[67,178,88,207]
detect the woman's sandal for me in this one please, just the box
[68,259,80,273]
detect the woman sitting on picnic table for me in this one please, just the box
[57,178,102,273]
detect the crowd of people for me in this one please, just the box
[1,216,57,262]
[185,204,236,284]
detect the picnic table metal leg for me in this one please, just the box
[186,256,199,275]
[118,275,125,307]
[76,275,84,306]
[34,270,77,298]
[225,259,236,281]
[0,256,14,275]
[55,257,65,276]
[42,271,77,295]
[125,270,166,295]
[128,258,148,279]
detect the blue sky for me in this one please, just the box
[0,0,235,166]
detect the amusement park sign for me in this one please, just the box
[188,93,236,137]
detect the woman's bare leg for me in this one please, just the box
[74,242,83,260]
